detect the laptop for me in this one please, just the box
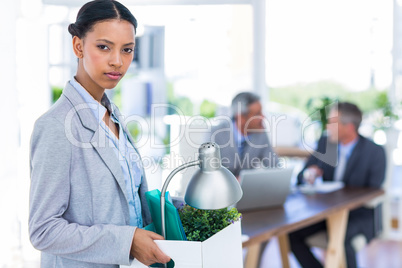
[235,167,294,212]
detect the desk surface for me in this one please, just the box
[241,187,384,248]
[274,146,310,158]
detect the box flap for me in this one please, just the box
[155,240,202,268]
[202,221,243,268]
[145,221,243,268]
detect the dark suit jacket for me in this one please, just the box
[210,120,279,177]
[297,134,386,240]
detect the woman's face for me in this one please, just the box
[74,19,135,92]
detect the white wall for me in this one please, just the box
[0,0,49,265]
[0,0,21,265]
[17,0,50,263]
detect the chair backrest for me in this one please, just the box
[305,231,368,252]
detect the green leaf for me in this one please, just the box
[178,205,241,242]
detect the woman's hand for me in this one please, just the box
[130,228,171,266]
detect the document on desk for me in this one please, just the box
[299,181,344,194]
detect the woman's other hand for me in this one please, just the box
[130,228,171,266]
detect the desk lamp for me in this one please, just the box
[160,142,243,240]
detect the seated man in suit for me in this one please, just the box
[210,92,280,178]
[289,102,386,268]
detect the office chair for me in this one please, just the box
[305,195,385,252]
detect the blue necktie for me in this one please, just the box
[239,140,247,159]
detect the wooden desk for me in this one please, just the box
[274,146,310,158]
[241,187,384,268]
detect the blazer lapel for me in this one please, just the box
[62,82,99,132]
[112,104,147,179]
[90,128,130,203]
[62,82,130,203]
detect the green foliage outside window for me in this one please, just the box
[269,81,402,138]
[306,96,336,133]
[269,80,389,115]
[372,90,400,130]
[52,86,63,103]
[167,83,194,116]
[199,99,217,118]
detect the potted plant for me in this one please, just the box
[178,204,242,242]
[371,91,400,131]
[140,190,244,268]
[148,203,243,268]
[306,96,336,134]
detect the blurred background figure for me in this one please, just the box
[290,101,386,268]
[210,92,280,178]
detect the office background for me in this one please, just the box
[1,0,401,266]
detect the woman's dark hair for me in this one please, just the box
[68,0,137,38]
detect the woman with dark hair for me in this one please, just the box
[29,1,170,267]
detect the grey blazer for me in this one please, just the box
[210,119,279,177]
[29,82,151,267]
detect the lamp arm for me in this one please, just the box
[160,159,201,239]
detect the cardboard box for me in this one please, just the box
[130,220,243,268]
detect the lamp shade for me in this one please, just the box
[184,142,243,209]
